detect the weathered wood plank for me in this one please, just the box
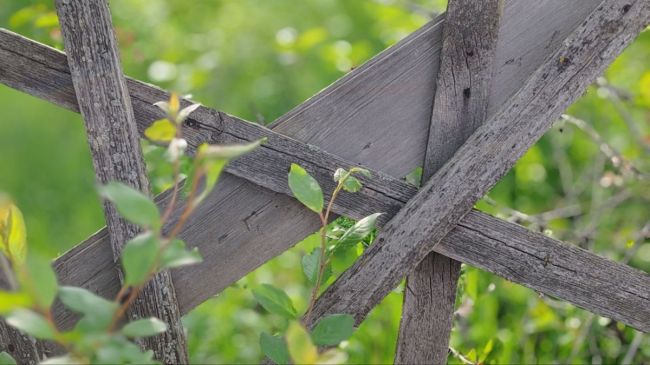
[54,1,188,363]
[270,1,599,177]
[396,0,502,363]
[306,0,650,334]
[1,0,646,334]
[0,322,49,365]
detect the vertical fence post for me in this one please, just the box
[0,313,47,364]
[53,1,189,363]
[395,0,502,363]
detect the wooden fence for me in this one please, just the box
[0,0,648,363]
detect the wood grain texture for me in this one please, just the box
[396,0,502,363]
[54,1,188,363]
[0,320,49,364]
[1,0,647,333]
[306,0,650,332]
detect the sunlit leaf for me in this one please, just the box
[286,321,318,365]
[177,103,201,124]
[260,332,290,364]
[198,138,266,160]
[0,196,27,265]
[466,348,477,363]
[334,213,382,250]
[252,284,297,319]
[98,182,161,230]
[169,93,180,117]
[0,291,32,315]
[193,138,266,205]
[288,164,323,213]
[479,339,494,363]
[316,348,348,365]
[144,119,176,142]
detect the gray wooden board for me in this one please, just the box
[54,1,189,362]
[397,0,503,363]
[305,0,650,333]
[1,0,647,334]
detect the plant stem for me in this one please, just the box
[160,124,184,225]
[304,173,349,324]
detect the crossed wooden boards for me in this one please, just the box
[0,0,649,362]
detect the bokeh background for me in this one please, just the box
[1,0,649,363]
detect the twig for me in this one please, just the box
[561,114,648,181]
[621,331,644,365]
[596,78,650,155]
[448,346,475,365]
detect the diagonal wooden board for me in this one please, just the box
[2,0,649,333]
[304,0,649,334]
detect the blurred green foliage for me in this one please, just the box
[1,0,648,364]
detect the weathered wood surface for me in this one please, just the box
[396,0,502,363]
[1,0,649,332]
[306,0,650,334]
[0,320,49,364]
[54,1,188,363]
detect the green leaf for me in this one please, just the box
[301,249,331,286]
[122,318,168,338]
[349,167,371,178]
[316,349,348,365]
[98,182,161,229]
[333,168,347,182]
[334,168,366,193]
[479,339,495,363]
[6,309,55,339]
[177,104,201,124]
[40,356,82,365]
[311,314,355,346]
[58,287,118,332]
[335,213,382,250]
[466,348,477,363]
[121,232,159,286]
[198,138,266,160]
[286,321,318,364]
[193,138,265,207]
[260,332,290,364]
[17,254,58,308]
[0,291,32,315]
[330,242,361,273]
[405,167,423,187]
[160,239,202,269]
[194,159,227,207]
[144,119,176,142]
[0,351,16,365]
[252,284,297,319]
[95,336,158,364]
[288,164,323,213]
[0,197,27,265]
